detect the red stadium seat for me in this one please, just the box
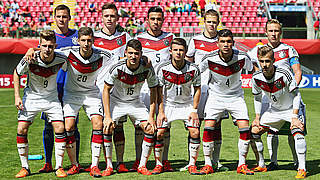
[262,17,268,23]
[244,27,250,34]
[180,16,186,22]
[191,22,198,26]
[227,17,234,22]
[254,22,260,28]
[251,28,258,34]
[222,12,229,17]
[231,28,237,34]
[190,12,197,17]
[236,12,243,17]
[241,17,248,22]
[221,16,228,23]
[232,22,239,27]
[240,22,246,27]
[195,28,202,33]
[236,27,243,34]
[247,22,253,27]
[225,22,232,28]
[182,22,189,27]
[230,11,236,17]
[173,28,180,34]
[258,27,265,34]
[249,17,255,23]
[234,17,241,22]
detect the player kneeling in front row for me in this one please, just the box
[251,46,307,179]
[14,30,67,178]
[102,39,158,176]
[153,38,202,175]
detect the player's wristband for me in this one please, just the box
[292,114,298,119]
[191,108,197,113]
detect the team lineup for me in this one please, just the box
[12,3,307,179]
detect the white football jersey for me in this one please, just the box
[56,46,112,94]
[136,31,175,70]
[200,49,253,99]
[186,33,219,65]
[94,30,132,92]
[248,43,299,70]
[105,58,159,103]
[16,51,67,99]
[157,60,201,106]
[252,67,298,110]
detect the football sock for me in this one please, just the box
[104,134,113,168]
[114,126,125,163]
[212,127,222,165]
[91,130,103,168]
[66,131,78,166]
[292,129,306,171]
[154,139,164,166]
[267,130,279,164]
[188,137,200,166]
[138,133,154,168]
[252,136,265,167]
[17,134,29,169]
[163,129,170,161]
[288,135,298,164]
[135,127,144,161]
[74,116,80,163]
[238,127,250,166]
[203,127,214,166]
[54,132,66,169]
[42,118,54,164]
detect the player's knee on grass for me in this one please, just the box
[91,115,103,130]
[51,121,65,134]
[17,122,30,135]
[189,128,200,138]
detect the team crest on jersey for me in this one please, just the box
[274,49,289,62]
[117,38,123,46]
[234,64,240,72]
[184,72,192,81]
[72,37,78,45]
[279,51,286,59]
[91,62,99,71]
[275,80,283,89]
[163,39,170,47]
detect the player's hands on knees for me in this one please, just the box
[15,97,24,110]
[103,117,115,133]
[291,116,304,131]
[252,118,260,127]
[146,117,157,134]
[24,48,36,64]
[189,112,199,127]
[157,111,167,127]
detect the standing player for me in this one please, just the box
[135,6,175,172]
[25,5,81,173]
[199,29,254,175]
[251,46,307,179]
[57,27,112,177]
[153,38,202,175]
[14,30,67,178]
[185,9,228,172]
[102,39,158,175]
[248,19,304,171]
[93,3,132,173]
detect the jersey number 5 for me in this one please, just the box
[156,53,161,63]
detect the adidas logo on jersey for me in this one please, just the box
[99,41,104,45]
[73,62,77,66]
[214,67,219,71]
[166,75,172,80]
[200,43,205,48]
[145,42,150,46]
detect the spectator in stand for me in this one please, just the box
[165,2,171,12]
[177,0,183,13]
[89,1,96,13]
[205,1,217,11]
[39,12,47,23]
[170,1,177,13]
[199,0,206,17]
[314,18,319,39]
[136,19,145,34]
[10,1,19,12]
[184,0,192,14]
[119,6,129,17]
[257,2,266,17]
[191,1,198,16]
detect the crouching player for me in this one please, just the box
[14,30,67,178]
[153,38,202,175]
[251,46,307,179]
[102,39,158,175]
[56,27,113,177]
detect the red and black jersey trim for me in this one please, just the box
[194,39,218,52]
[254,76,285,93]
[117,69,149,85]
[162,70,195,85]
[29,63,64,78]
[68,52,103,73]
[94,33,127,51]
[138,35,173,51]
[208,59,245,76]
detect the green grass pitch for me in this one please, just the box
[0,88,319,179]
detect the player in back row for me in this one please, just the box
[135,6,175,172]
[185,9,228,172]
[250,46,307,179]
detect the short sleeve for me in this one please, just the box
[247,46,259,66]
[199,57,208,73]
[16,58,29,75]
[286,70,298,92]
[251,77,262,95]
[289,46,299,59]
[147,67,159,88]
[104,67,116,86]
[192,67,201,87]
[157,67,165,87]
[55,47,71,57]
[244,53,253,71]
[186,38,196,58]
